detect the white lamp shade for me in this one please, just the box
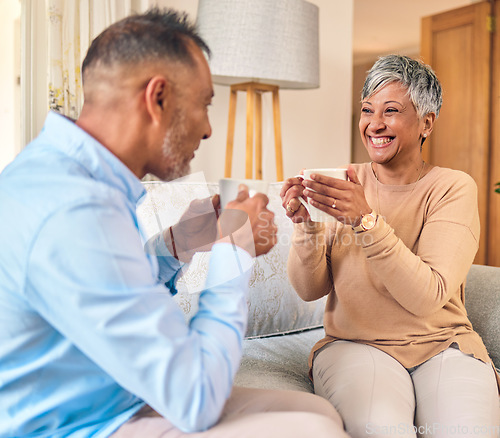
[196,0,320,89]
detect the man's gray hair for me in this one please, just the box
[361,55,442,119]
[82,7,210,83]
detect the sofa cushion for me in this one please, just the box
[236,328,323,393]
[465,264,500,371]
[137,178,326,339]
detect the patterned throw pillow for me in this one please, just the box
[137,179,326,338]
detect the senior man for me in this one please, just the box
[0,8,346,438]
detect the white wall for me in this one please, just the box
[153,0,353,182]
[0,0,21,172]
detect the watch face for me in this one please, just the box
[362,214,376,230]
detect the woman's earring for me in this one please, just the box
[423,133,428,138]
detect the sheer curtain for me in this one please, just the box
[47,0,147,119]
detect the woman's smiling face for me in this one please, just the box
[359,82,427,167]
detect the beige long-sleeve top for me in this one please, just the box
[288,163,500,389]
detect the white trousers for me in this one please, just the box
[312,341,500,438]
[111,386,348,438]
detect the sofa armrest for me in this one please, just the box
[465,264,500,370]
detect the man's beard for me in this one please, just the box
[159,110,191,181]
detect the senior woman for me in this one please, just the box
[280,54,500,437]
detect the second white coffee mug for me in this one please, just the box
[299,168,347,222]
[219,178,269,209]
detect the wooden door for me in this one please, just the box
[421,1,493,265]
[489,0,500,266]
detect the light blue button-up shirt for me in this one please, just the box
[0,112,252,437]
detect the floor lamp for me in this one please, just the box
[196,0,319,181]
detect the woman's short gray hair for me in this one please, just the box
[361,54,442,119]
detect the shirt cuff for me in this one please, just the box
[147,232,185,293]
[295,221,326,234]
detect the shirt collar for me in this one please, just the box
[40,111,146,204]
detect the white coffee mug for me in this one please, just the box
[299,168,348,222]
[219,178,269,209]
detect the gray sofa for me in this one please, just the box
[137,179,500,395]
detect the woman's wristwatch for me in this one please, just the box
[351,211,377,233]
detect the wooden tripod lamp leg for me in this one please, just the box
[245,85,255,179]
[272,88,284,181]
[225,87,238,178]
[255,91,263,180]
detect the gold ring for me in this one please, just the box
[286,203,296,213]
[332,199,337,209]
